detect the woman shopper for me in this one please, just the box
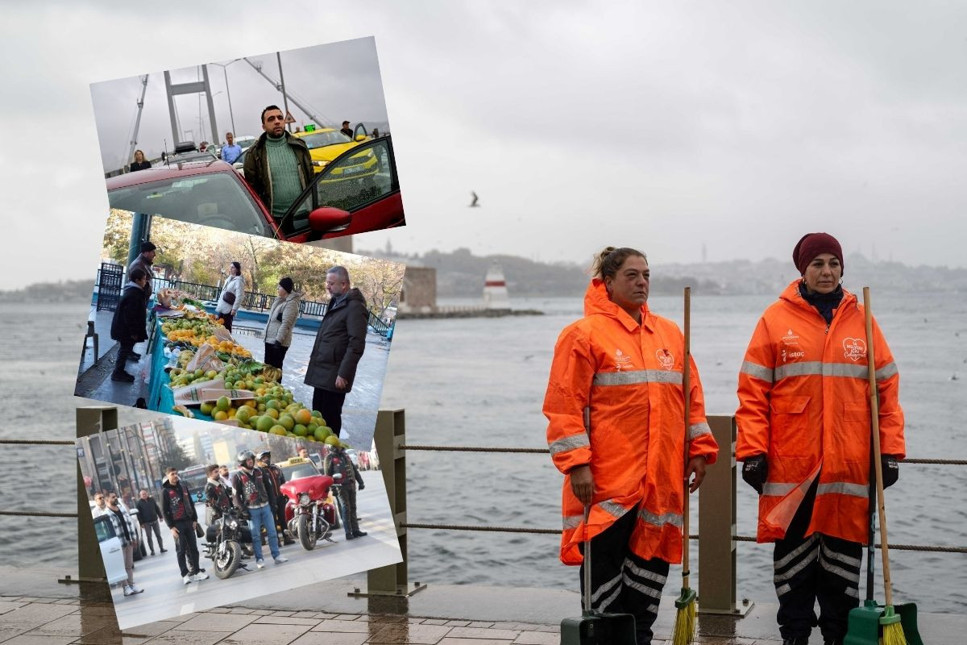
[216,262,245,332]
[543,246,719,645]
[735,232,905,645]
[263,277,302,375]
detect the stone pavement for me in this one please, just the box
[3,569,961,645]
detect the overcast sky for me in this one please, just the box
[2,1,966,289]
[90,37,389,171]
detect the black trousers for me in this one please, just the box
[114,341,135,375]
[220,312,234,332]
[264,342,289,372]
[578,505,670,645]
[337,484,360,538]
[173,519,201,577]
[312,388,347,436]
[774,481,862,642]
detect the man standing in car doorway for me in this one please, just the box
[243,105,313,235]
[304,266,368,438]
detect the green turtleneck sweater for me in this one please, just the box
[265,135,303,218]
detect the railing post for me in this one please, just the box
[698,415,750,615]
[76,406,119,583]
[363,409,425,597]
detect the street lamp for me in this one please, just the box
[209,59,241,138]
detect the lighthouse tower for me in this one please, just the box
[483,262,511,310]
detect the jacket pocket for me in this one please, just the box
[769,395,811,458]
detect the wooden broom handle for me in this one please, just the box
[864,287,893,607]
[682,287,691,579]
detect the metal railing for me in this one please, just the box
[6,409,965,607]
[93,268,393,338]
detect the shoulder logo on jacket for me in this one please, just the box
[656,348,674,370]
[842,337,866,362]
[613,348,633,371]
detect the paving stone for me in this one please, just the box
[310,619,370,633]
[215,622,314,645]
[367,622,453,644]
[512,631,558,645]
[289,631,368,645]
[446,627,520,640]
[176,613,260,631]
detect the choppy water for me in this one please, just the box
[1,295,966,612]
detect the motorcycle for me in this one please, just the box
[203,506,254,579]
[280,472,339,550]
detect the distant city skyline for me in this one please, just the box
[3,2,967,290]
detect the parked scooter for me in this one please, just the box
[280,472,338,550]
[203,506,254,579]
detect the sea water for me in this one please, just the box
[1,295,965,611]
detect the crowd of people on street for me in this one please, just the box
[545,233,905,645]
[88,437,369,597]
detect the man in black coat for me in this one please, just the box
[110,266,149,382]
[161,467,209,584]
[304,266,368,437]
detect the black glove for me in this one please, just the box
[742,455,768,494]
[239,509,250,521]
[881,455,899,489]
[358,482,365,491]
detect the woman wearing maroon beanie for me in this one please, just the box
[734,233,906,645]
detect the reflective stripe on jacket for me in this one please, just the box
[544,279,719,566]
[735,281,905,544]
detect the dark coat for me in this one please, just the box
[304,288,368,392]
[161,480,197,527]
[110,282,148,343]
[242,131,313,213]
[136,496,162,523]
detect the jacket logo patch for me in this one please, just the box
[843,337,866,362]
[656,349,674,370]
[614,348,633,371]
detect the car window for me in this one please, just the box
[94,515,116,542]
[108,173,272,237]
[287,138,395,234]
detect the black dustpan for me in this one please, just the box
[560,506,637,645]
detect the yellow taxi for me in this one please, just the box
[294,127,374,177]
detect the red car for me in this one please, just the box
[106,136,404,241]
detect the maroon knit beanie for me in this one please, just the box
[793,232,844,276]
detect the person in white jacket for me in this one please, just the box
[216,262,245,332]
[263,277,302,376]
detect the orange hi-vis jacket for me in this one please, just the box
[736,281,905,544]
[544,280,719,566]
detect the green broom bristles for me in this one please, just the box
[880,606,907,645]
[672,587,697,645]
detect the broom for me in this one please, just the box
[863,287,906,645]
[673,286,696,645]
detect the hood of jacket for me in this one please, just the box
[777,279,856,316]
[162,479,183,492]
[583,278,650,331]
[329,287,365,311]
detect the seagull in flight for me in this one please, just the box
[469,191,480,207]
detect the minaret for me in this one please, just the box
[483,262,510,309]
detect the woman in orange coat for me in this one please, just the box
[735,232,905,645]
[544,247,719,644]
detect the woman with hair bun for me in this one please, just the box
[543,246,719,644]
